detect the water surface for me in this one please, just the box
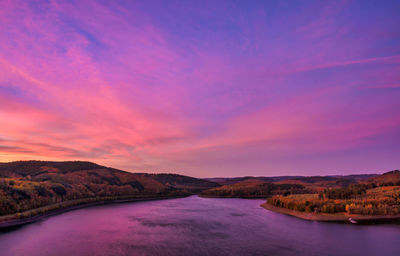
[0,196,399,256]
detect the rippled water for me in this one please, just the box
[0,196,399,256]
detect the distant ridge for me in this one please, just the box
[368,170,400,185]
[205,174,378,186]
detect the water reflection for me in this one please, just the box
[0,196,399,256]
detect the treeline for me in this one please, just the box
[0,177,187,216]
[319,184,376,199]
[267,187,400,215]
[201,181,310,198]
[0,161,103,177]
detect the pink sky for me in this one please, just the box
[0,0,399,177]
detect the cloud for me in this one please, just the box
[0,145,35,154]
[0,0,399,176]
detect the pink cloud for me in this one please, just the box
[0,0,399,176]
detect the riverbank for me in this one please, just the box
[261,202,400,224]
[199,194,267,199]
[0,195,187,229]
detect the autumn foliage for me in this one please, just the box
[267,184,400,215]
[0,161,218,218]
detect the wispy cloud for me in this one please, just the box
[0,0,399,176]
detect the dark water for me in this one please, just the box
[0,196,399,256]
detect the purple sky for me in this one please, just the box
[0,0,399,177]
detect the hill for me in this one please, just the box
[205,176,303,186]
[138,173,218,193]
[264,170,400,221]
[200,179,310,198]
[367,170,400,186]
[205,174,376,186]
[0,161,218,222]
[201,174,377,198]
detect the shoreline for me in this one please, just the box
[261,203,400,224]
[199,194,267,199]
[0,195,187,230]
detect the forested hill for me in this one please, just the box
[138,173,219,193]
[201,174,378,198]
[0,161,218,217]
[367,170,400,186]
[205,174,377,186]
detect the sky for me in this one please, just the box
[0,0,399,177]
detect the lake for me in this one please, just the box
[0,196,399,256]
